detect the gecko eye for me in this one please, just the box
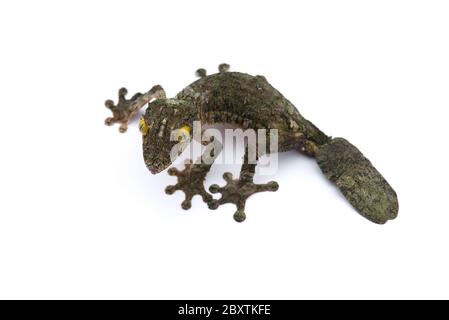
[176,126,191,142]
[139,117,149,136]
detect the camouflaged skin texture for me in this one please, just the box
[142,99,200,173]
[107,64,399,223]
[176,71,330,152]
[316,138,399,224]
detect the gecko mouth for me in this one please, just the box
[150,168,161,174]
[144,152,171,175]
[142,139,171,175]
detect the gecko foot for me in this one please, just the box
[208,172,279,222]
[195,68,207,78]
[165,159,214,210]
[104,87,143,132]
[218,63,230,73]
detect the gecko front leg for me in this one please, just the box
[208,147,279,222]
[104,85,166,133]
[165,142,221,210]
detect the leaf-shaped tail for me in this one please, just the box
[316,138,398,224]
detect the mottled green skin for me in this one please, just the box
[142,99,200,173]
[317,138,398,224]
[110,65,399,223]
[142,71,331,174]
[176,72,330,151]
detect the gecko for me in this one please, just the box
[104,64,399,223]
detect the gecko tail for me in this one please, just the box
[316,138,398,224]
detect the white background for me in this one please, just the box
[0,0,448,299]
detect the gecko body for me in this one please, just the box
[105,64,398,223]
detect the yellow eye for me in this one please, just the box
[139,117,149,136]
[177,125,191,142]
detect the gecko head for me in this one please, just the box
[140,99,195,174]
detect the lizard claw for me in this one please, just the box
[165,159,214,210]
[208,172,279,222]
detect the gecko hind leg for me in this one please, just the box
[208,148,278,222]
[195,64,229,78]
